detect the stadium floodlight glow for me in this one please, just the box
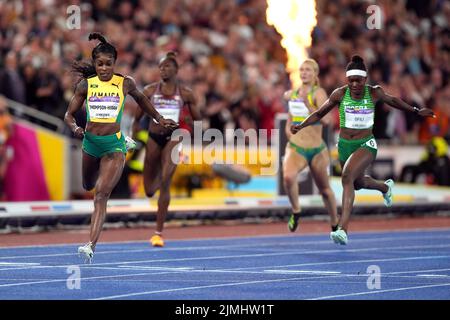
[266,0,317,89]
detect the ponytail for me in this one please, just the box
[88,32,107,44]
[89,32,117,61]
[159,51,179,69]
[71,32,118,80]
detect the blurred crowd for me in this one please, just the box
[312,0,450,145]
[0,0,288,138]
[0,0,448,146]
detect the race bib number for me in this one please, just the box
[89,102,120,120]
[365,138,377,149]
[154,107,180,123]
[345,108,374,129]
[289,100,309,123]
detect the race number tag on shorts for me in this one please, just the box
[365,138,377,149]
[345,107,374,129]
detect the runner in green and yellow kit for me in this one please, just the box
[283,59,338,234]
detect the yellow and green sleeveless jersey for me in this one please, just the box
[288,86,318,125]
[339,85,375,129]
[86,74,125,123]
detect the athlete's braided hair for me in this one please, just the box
[72,32,118,79]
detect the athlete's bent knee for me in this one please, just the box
[94,190,110,203]
[320,187,333,200]
[283,174,297,187]
[354,178,364,190]
[341,171,355,186]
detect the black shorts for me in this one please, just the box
[149,132,171,148]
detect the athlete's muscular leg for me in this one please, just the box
[82,152,100,191]
[143,138,162,197]
[282,146,308,213]
[354,175,388,193]
[155,141,178,233]
[89,152,125,249]
[310,148,339,228]
[339,148,375,232]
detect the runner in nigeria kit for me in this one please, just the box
[290,55,435,245]
[337,85,378,164]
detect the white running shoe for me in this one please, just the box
[125,136,137,151]
[382,179,394,207]
[330,228,348,245]
[78,242,94,264]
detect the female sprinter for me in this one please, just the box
[291,55,435,245]
[283,59,339,234]
[64,33,177,262]
[132,52,201,247]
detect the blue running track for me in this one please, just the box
[0,228,450,300]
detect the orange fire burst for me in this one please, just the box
[266,0,317,88]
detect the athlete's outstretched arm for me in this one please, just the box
[372,86,435,118]
[125,76,178,130]
[291,87,343,134]
[64,79,87,138]
[313,87,333,126]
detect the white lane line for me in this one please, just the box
[264,270,341,275]
[91,276,450,300]
[1,246,450,273]
[0,262,40,266]
[0,249,153,260]
[416,274,449,278]
[2,233,450,259]
[55,266,450,279]
[57,244,450,267]
[90,276,335,300]
[1,255,450,290]
[388,268,450,275]
[2,262,450,301]
[214,255,450,272]
[0,271,173,289]
[308,283,450,300]
[1,226,450,250]
[116,266,194,271]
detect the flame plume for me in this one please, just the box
[266,0,317,88]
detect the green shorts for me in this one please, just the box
[338,135,378,163]
[289,141,326,165]
[82,131,127,158]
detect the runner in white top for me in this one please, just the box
[133,52,202,247]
